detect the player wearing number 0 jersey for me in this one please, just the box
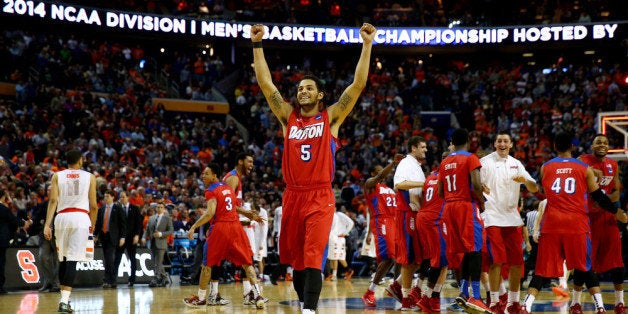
[417,171,446,268]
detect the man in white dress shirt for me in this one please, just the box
[480,132,538,314]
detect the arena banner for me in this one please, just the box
[6,247,155,290]
[1,1,625,46]
[0,82,16,96]
[152,98,230,114]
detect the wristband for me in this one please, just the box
[252,41,263,49]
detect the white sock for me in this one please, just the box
[243,281,252,295]
[425,287,433,297]
[402,288,411,298]
[197,289,206,301]
[252,283,261,298]
[332,269,337,277]
[60,290,71,304]
[499,282,507,296]
[287,267,293,276]
[300,301,304,310]
[560,262,568,289]
[508,290,520,303]
[616,290,625,305]
[434,284,443,293]
[211,281,219,296]
[524,294,535,312]
[593,293,604,309]
[369,283,377,291]
[490,292,500,305]
[417,278,424,289]
[572,290,582,305]
[483,281,490,292]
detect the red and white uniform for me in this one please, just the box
[417,172,447,267]
[537,157,592,277]
[366,183,397,262]
[203,182,253,267]
[252,207,269,262]
[55,169,93,262]
[327,211,355,261]
[579,154,623,273]
[480,152,534,266]
[280,110,337,271]
[438,151,484,254]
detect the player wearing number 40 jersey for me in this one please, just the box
[520,132,628,314]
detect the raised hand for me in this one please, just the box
[250,24,265,42]
[393,153,405,164]
[360,23,377,44]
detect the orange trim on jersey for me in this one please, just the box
[58,208,89,214]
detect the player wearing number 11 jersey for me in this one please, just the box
[438,128,488,312]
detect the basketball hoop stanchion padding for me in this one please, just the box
[597,111,628,161]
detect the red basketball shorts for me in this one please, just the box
[279,186,335,271]
[535,233,591,278]
[204,221,253,267]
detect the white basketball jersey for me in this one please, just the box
[56,169,92,212]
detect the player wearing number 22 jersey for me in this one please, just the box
[280,110,338,271]
[203,182,253,267]
[366,182,397,262]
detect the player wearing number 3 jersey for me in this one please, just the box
[183,164,266,309]
[252,22,376,313]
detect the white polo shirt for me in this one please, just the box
[480,151,535,227]
[394,155,425,198]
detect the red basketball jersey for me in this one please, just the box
[222,169,243,207]
[419,172,445,224]
[438,151,482,202]
[205,182,239,222]
[366,183,397,218]
[283,110,338,187]
[579,154,618,213]
[540,157,590,234]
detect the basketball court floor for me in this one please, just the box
[1,276,624,313]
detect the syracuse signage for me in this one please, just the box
[7,247,155,289]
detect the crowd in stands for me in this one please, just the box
[1,23,627,279]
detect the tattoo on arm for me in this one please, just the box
[338,93,352,111]
[270,91,283,111]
